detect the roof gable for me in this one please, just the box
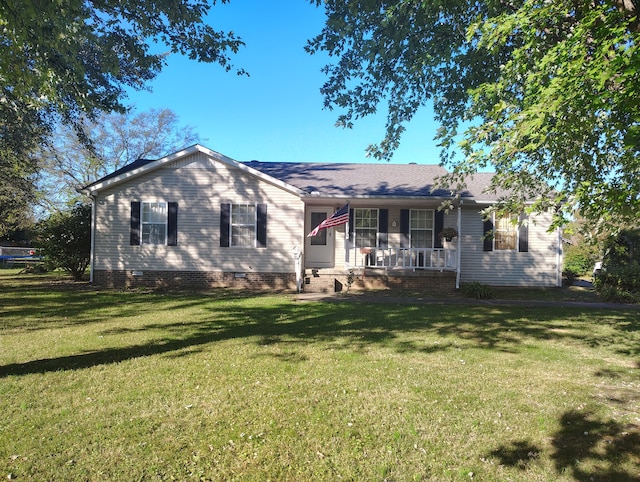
[81,144,305,196]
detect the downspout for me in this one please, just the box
[556,227,563,287]
[455,199,462,289]
[89,193,97,284]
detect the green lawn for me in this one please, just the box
[1,271,639,481]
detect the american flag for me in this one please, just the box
[307,204,350,237]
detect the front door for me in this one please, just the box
[305,208,335,268]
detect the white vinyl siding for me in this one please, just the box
[459,208,560,287]
[92,151,304,273]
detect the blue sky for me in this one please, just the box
[124,0,442,165]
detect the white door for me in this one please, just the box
[305,208,335,268]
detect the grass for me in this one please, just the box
[1,270,639,481]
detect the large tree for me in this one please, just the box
[37,108,201,212]
[0,0,244,236]
[0,95,44,234]
[307,0,640,228]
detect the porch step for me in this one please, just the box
[302,267,456,294]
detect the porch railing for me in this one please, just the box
[348,246,457,271]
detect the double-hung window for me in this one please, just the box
[231,204,256,247]
[220,203,267,248]
[494,213,518,251]
[353,208,378,247]
[483,212,528,252]
[410,209,434,248]
[130,201,178,246]
[141,202,167,245]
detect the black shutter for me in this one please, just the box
[518,213,529,252]
[220,203,230,247]
[378,209,388,248]
[257,204,267,247]
[483,218,494,252]
[167,202,178,246]
[130,201,141,245]
[400,209,410,248]
[434,210,444,249]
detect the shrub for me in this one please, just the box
[35,203,91,281]
[594,228,640,302]
[563,242,599,279]
[597,285,640,304]
[462,281,494,299]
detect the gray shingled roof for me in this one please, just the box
[244,161,498,200]
[82,144,502,202]
[82,158,155,190]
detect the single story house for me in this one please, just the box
[81,144,563,292]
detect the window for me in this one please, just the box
[231,204,256,247]
[130,201,178,246]
[220,203,267,248]
[141,202,167,245]
[494,213,518,250]
[410,209,434,248]
[354,208,378,247]
[310,212,327,246]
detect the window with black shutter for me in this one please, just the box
[130,201,178,246]
[220,203,267,248]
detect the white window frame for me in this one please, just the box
[231,203,256,247]
[494,212,518,251]
[410,209,434,248]
[141,201,167,245]
[354,208,379,247]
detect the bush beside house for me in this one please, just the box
[594,228,640,303]
[36,203,92,281]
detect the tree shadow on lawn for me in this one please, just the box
[1,297,639,378]
[3,294,640,480]
[489,411,640,481]
[0,285,251,332]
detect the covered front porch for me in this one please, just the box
[303,202,463,291]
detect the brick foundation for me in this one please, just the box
[93,270,297,291]
[303,268,457,294]
[93,268,456,294]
